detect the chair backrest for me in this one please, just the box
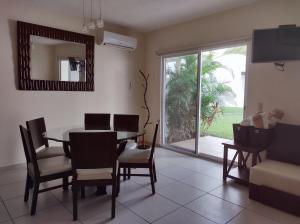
[69,132,117,171]
[84,113,111,130]
[19,125,40,177]
[149,120,160,162]
[113,114,139,132]
[26,117,48,150]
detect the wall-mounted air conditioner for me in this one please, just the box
[102,31,137,50]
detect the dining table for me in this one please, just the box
[43,125,145,195]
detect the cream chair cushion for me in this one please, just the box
[28,156,71,177]
[250,159,300,196]
[125,140,137,150]
[36,146,65,159]
[118,149,150,163]
[77,168,113,180]
[76,162,118,180]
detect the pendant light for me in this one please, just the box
[96,0,104,28]
[82,0,88,33]
[87,0,96,30]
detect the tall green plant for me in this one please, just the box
[166,49,241,143]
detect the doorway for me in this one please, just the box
[161,43,248,159]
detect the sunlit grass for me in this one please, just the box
[201,107,243,139]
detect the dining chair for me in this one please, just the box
[113,114,140,179]
[26,117,66,159]
[117,121,159,195]
[19,125,72,215]
[84,113,111,130]
[69,132,118,221]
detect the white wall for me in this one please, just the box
[144,0,300,141]
[0,0,145,167]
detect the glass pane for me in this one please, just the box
[199,45,247,158]
[163,54,198,153]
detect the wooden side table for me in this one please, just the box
[222,140,265,185]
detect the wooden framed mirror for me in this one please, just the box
[17,21,94,91]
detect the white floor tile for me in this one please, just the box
[153,207,215,224]
[159,166,199,181]
[180,172,223,192]
[185,194,243,224]
[0,181,26,201]
[124,193,180,223]
[247,200,300,224]
[210,181,250,207]
[157,181,205,205]
[5,192,59,218]
[83,205,148,224]
[13,204,80,224]
[0,202,10,223]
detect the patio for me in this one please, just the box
[171,135,236,160]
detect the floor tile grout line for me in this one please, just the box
[10,202,59,220]
[243,205,289,224]
[149,206,182,223]
[206,192,248,208]
[158,166,223,184]
[117,200,151,224]
[0,179,27,189]
[225,207,245,224]
[182,193,245,224]
[1,199,15,223]
[182,204,219,224]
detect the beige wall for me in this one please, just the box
[144,0,300,142]
[0,0,145,167]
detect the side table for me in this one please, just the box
[222,140,265,185]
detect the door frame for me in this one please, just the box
[160,40,251,159]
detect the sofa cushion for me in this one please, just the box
[250,159,300,196]
[267,123,300,165]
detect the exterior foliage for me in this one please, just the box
[166,51,238,143]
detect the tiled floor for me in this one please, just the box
[0,148,300,224]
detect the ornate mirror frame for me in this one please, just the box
[17,21,94,91]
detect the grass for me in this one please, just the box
[201,106,243,139]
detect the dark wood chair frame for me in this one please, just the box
[20,125,72,215]
[84,113,111,130]
[113,114,140,180]
[26,117,70,158]
[117,121,159,195]
[69,132,118,221]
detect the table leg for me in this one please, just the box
[252,152,258,167]
[63,142,71,158]
[223,145,228,182]
[238,151,243,168]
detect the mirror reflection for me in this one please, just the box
[30,35,86,82]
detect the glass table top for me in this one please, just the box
[44,126,145,143]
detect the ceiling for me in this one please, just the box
[30,0,259,32]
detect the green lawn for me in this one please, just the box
[200,107,243,139]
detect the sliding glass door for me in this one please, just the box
[161,54,199,154]
[161,43,248,158]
